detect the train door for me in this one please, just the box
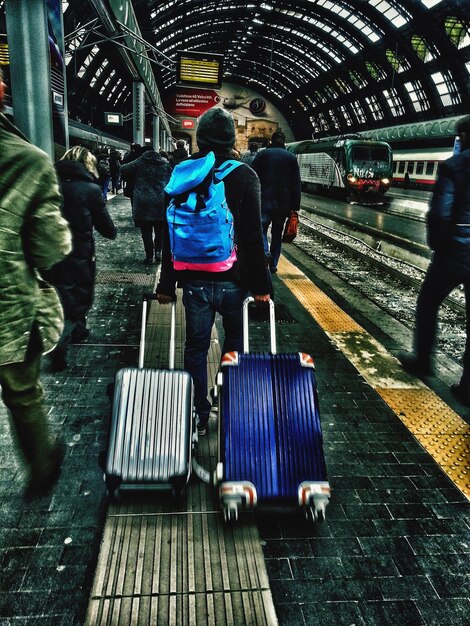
[331,147,342,188]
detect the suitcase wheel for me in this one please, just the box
[105,474,122,503]
[305,505,325,525]
[224,504,239,523]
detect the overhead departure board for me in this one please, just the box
[176,51,223,90]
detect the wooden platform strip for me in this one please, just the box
[86,590,277,626]
[85,290,278,625]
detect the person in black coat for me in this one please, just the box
[44,146,117,370]
[169,140,189,168]
[121,143,142,205]
[121,147,171,264]
[400,115,470,406]
[251,132,301,273]
[108,148,122,194]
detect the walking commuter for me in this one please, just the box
[241,141,259,166]
[121,142,142,207]
[121,146,171,264]
[96,149,111,202]
[43,146,117,371]
[251,131,301,274]
[156,108,270,435]
[109,148,122,194]
[400,115,470,406]
[169,139,189,168]
[0,67,72,497]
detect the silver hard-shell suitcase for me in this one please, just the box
[101,294,194,499]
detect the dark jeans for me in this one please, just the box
[111,174,120,194]
[0,327,56,478]
[137,220,164,260]
[415,257,470,384]
[261,213,287,269]
[182,281,247,422]
[101,177,111,201]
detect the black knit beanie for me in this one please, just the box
[196,108,236,150]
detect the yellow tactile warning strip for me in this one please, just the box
[280,262,364,334]
[85,295,279,626]
[277,255,470,500]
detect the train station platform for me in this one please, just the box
[0,194,469,626]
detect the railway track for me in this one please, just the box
[298,212,465,316]
[292,212,466,365]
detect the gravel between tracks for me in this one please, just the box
[295,218,466,364]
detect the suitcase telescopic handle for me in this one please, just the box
[139,293,176,370]
[243,297,277,354]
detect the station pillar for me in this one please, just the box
[132,81,145,146]
[5,0,54,158]
[152,115,160,151]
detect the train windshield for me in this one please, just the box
[352,146,389,163]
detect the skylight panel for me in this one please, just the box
[368,0,409,28]
[431,71,462,106]
[351,101,367,124]
[404,81,430,112]
[421,0,443,7]
[77,47,98,79]
[315,0,382,41]
[90,59,108,88]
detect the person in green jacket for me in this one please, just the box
[0,68,72,498]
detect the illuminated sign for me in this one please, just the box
[105,112,123,125]
[176,51,223,90]
[181,118,195,129]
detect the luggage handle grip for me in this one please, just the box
[139,294,176,369]
[243,297,276,354]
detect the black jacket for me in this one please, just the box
[121,150,171,221]
[169,146,189,168]
[251,146,301,217]
[157,150,270,297]
[428,148,470,271]
[43,160,117,320]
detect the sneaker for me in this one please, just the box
[25,442,65,500]
[49,352,67,372]
[197,415,209,437]
[209,387,218,407]
[398,352,433,377]
[450,383,470,407]
[71,328,90,344]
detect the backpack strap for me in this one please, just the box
[215,159,243,181]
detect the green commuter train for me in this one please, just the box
[287,135,393,204]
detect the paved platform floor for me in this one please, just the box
[0,194,468,626]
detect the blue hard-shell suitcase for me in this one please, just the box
[215,298,330,522]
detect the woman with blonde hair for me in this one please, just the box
[43,145,117,370]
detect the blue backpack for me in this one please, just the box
[165,152,242,271]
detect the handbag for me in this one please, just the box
[282,211,299,243]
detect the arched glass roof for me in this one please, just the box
[3,0,469,139]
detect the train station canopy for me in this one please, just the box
[3,0,470,140]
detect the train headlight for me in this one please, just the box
[347,173,357,183]
[381,178,390,185]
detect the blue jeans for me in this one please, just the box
[261,213,287,269]
[182,281,247,423]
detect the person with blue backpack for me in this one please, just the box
[156,108,270,435]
